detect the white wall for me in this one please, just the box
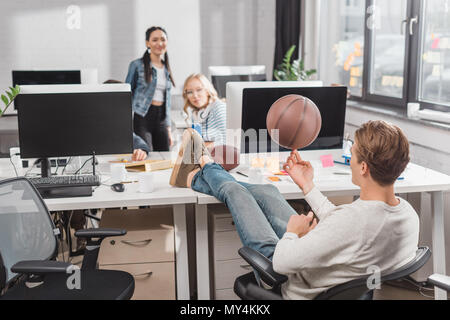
[0,0,201,104]
[199,0,275,80]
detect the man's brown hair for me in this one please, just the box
[354,120,410,186]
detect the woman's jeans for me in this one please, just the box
[192,163,297,260]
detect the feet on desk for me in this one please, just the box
[170,129,213,188]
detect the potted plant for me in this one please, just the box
[0,85,20,117]
[274,45,317,81]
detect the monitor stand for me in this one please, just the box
[39,158,52,178]
[36,157,93,199]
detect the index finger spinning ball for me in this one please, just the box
[266,94,322,150]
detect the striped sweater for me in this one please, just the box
[192,100,227,146]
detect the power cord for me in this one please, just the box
[61,157,72,175]
[74,157,94,175]
[9,157,18,177]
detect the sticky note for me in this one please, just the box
[268,177,281,182]
[320,154,334,168]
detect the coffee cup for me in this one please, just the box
[138,172,154,193]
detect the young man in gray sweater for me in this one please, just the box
[170,120,420,300]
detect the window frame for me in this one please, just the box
[346,0,449,112]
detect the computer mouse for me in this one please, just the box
[111,183,125,192]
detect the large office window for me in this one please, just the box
[318,0,450,111]
[418,0,450,107]
[318,0,366,97]
[368,0,407,99]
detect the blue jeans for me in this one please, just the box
[192,163,297,259]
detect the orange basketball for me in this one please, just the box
[211,145,240,171]
[266,94,322,150]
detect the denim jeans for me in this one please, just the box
[192,163,297,259]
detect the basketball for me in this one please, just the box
[211,145,240,171]
[266,94,322,150]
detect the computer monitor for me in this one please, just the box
[226,81,323,152]
[16,84,133,176]
[240,86,348,153]
[209,65,267,98]
[12,70,81,86]
[11,70,99,112]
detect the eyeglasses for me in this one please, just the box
[185,88,205,97]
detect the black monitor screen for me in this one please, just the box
[16,92,133,158]
[241,86,347,153]
[12,70,81,86]
[212,74,266,98]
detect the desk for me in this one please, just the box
[194,155,450,300]
[1,151,449,300]
[0,154,196,300]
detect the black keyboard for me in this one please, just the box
[29,175,100,190]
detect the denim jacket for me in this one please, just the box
[125,58,172,127]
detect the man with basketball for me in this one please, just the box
[170,120,419,300]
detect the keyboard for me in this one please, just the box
[29,175,100,190]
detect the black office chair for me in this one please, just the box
[234,246,431,300]
[0,177,135,300]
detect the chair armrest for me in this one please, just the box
[238,247,288,288]
[246,283,284,300]
[11,260,74,276]
[74,228,126,239]
[428,274,450,292]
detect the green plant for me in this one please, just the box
[274,45,317,81]
[0,85,20,116]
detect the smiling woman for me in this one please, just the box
[125,26,176,152]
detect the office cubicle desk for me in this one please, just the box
[1,151,449,300]
[194,152,450,300]
[0,153,195,300]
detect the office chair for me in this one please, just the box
[234,246,431,300]
[0,177,135,300]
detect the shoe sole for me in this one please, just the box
[169,129,194,186]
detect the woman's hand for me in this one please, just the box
[283,150,315,195]
[132,149,147,161]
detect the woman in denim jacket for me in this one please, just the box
[126,26,175,151]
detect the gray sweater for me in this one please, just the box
[273,187,420,300]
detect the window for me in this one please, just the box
[317,0,450,111]
[418,0,450,107]
[318,0,366,97]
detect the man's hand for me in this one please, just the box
[286,212,318,238]
[132,149,147,161]
[283,150,315,195]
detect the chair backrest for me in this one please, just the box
[0,178,58,290]
[315,247,431,300]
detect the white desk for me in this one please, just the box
[0,155,196,300]
[194,156,450,300]
[1,151,449,300]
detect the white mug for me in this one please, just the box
[138,172,154,193]
[110,163,127,183]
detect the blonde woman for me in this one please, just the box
[182,74,226,147]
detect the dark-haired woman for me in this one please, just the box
[125,26,176,151]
